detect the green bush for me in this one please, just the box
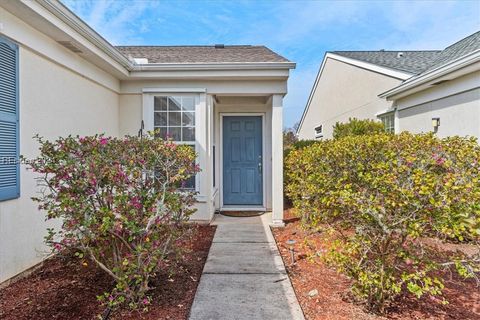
[284,139,318,158]
[27,134,199,310]
[284,139,318,205]
[333,117,385,139]
[286,133,480,313]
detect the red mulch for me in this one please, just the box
[0,225,216,320]
[272,208,480,320]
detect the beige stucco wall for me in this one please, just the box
[395,71,480,139]
[0,46,119,283]
[119,94,143,135]
[398,88,480,138]
[298,58,402,140]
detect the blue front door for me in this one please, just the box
[223,116,263,206]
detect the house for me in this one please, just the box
[297,31,480,140]
[380,32,480,138]
[0,0,295,283]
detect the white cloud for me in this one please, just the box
[62,0,159,44]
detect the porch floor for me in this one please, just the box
[188,213,304,320]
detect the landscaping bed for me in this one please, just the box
[273,209,480,320]
[0,225,215,320]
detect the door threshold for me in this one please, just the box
[221,206,266,212]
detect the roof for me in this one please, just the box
[332,50,442,74]
[380,31,480,99]
[421,31,480,73]
[115,45,290,64]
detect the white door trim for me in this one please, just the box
[219,113,266,211]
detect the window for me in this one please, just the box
[0,37,19,201]
[379,113,395,133]
[314,125,323,138]
[154,96,196,189]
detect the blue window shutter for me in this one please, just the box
[0,36,19,201]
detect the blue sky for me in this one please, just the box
[63,0,480,128]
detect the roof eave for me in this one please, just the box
[327,52,414,80]
[37,0,134,71]
[380,50,480,100]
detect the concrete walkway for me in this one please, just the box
[189,213,305,320]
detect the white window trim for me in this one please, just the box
[142,88,207,93]
[314,124,323,139]
[378,112,395,133]
[143,91,201,192]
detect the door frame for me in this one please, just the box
[219,113,266,211]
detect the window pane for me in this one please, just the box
[182,112,195,126]
[168,127,181,141]
[182,127,195,141]
[154,97,168,111]
[168,112,181,126]
[168,97,181,111]
[183,144,195,189]
[153,95,197,189]
[380,114,394,133]
[155,127,168,139]
[154,112,167,126]
[183,175,195,189]
[182,97,195,111]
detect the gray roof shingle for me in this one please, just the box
[422,31,480,73]
[115,45,290,63]
[332,31,480,76]
[332,50,442,74]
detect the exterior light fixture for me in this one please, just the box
[432,117,440,133]
[286,239,296,265]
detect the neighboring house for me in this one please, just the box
[380,32,480,138]
[0,0,294,282]
[297,31,480,140]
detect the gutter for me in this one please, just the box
[133,62,296,71]
[380,50,480,100]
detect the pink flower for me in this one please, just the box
[432,152,445,165]
[100,138,108,145]
[130,197,142,209]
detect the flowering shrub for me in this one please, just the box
[286,133,480,313]
[28,134,199,310]
[333,117,385,139]
[284,139,318,205]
